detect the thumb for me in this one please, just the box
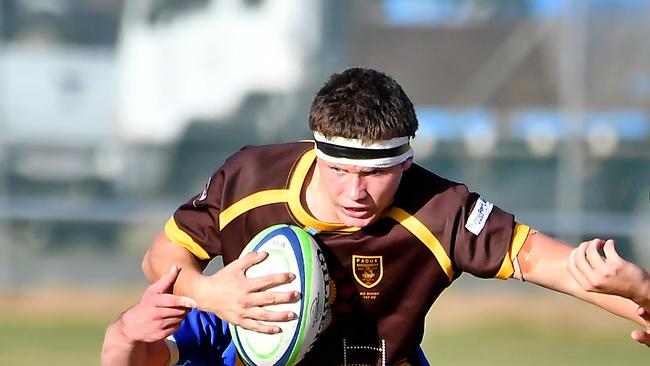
[147,265,180,294]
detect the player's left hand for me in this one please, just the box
[567,238,650,305]
[631,306,650,347]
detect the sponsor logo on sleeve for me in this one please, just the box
[192,176,212,207]
[465,197,493,235]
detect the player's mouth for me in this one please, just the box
[341,206,373,218]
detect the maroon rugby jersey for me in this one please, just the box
[165,141,530,365]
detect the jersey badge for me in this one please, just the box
[465,197,493,235]
[352,255,383,289]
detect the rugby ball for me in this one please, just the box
[230,224,330,366]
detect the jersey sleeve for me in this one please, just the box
[170,309,238,366]
[164,167,226,260]
[451,189,530,279]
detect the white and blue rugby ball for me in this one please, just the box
[230,224,330,366]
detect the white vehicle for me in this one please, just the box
[0,0,322,252]
[115,0,322,196]
[0,1,119,196]
[0,0,123,250]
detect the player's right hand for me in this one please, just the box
[193,251,300,334]
[121,266,197,343]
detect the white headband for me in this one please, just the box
[313,131,414,168]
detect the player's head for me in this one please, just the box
[308,68,417,227]
[309,67,418,169]
[309,67,418,143]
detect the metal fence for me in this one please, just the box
[0,0,648,290]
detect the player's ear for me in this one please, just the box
[400,157,413,171]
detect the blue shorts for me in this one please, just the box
[170,309,237,366]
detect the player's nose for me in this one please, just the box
[346,174,367,201]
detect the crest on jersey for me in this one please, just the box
[352,255,383,289]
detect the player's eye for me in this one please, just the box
[330,166,343,174]
[362,169,381,176]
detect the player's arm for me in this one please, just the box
[101,321,170,366]
[142,231,208,299]
[518,231,650,345]
[101,266,196,366]
[142,231,300,334]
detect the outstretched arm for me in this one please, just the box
[142,231,300,334]
[517,232,650,346]
[101,266,197,366]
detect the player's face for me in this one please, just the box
[315,158,412,227]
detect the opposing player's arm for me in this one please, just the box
[517,231,647,326]
[101,322,170,366]
[101,266,196,366]
[567,238,650,309]
[567,238,650,346]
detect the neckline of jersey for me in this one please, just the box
[287,148,361,233]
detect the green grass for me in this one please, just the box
[0,318,107,366]
[423,317,647,366]
[0,288,135,366]
[1,288,647,365]
[2,315,645,366]
[423,284,649,366]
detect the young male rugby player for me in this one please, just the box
[102,68,650,365]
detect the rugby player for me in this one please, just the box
[102,68,650,365]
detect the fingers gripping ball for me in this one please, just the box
[230,225,331,366]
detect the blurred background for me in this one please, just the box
[0,0,648,365]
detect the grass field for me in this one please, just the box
[0,284,647,365]
[424,285,648,366]
[0,287,141,366]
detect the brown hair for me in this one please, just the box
[308,68,418,143]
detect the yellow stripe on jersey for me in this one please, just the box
[494,223,531,279]
[217,148,360,234]
[287,149,360,233]
[219,189,289,230]
[164,217,211,260]
[386,207,454,281]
